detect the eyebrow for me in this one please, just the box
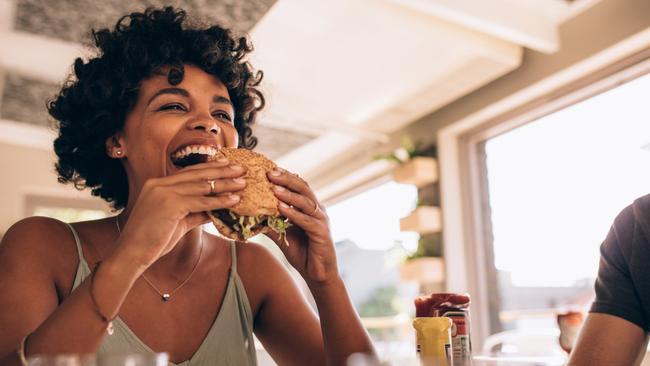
[147,87,233,108]
[147,88,189,106]
[213,95,233,107]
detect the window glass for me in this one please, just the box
[485,72,650,337]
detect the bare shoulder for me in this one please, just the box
[0,217,78,356]
[234,241,293,314]
[2,216,73,253]
[0,216,77,286]
[236,241,288,281]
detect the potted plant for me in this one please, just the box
[375,136,438,188]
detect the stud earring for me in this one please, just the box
[115,150,123,157]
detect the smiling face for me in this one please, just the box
[109,64,239,197]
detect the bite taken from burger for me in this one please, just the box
[171,146,291,241]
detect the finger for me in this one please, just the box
[170,178,246,196]
[157,164,246,186]
[267,169,317,202]
[182,193,241,213]
[272,185,323,218]
[277,201,322,233]
[178,158,230,172]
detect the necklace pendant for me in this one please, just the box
[162,294,171,302]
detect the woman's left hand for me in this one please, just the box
[266,168,339,286]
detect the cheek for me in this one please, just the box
[134,146,164,168]
[128,135,172,168]
[223,124,239,148]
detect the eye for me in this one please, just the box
[212,111,233,122]
[158,103,187,112]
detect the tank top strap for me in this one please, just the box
[65,223,87,266]
[66,223,92,291]
[230,240,237,274]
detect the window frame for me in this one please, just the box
[438,47,650,348]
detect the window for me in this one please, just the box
[483,68,650,343]
[32,206,108,222]
[326,181,419,360]
[25,194,110,222]
[328,181,418,251]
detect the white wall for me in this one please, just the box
[0,140,111,235]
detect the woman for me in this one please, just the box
[0,7,377,365]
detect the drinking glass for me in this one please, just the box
[96,353,169,366]
[27,355,96,366]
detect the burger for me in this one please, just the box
[205,148,291,241]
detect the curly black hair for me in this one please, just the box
[48,6,264,210]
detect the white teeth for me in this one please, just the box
[171,145,219,161]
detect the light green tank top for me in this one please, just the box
[67,224,258,366]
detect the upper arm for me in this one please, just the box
[591,214,648,329]
[0,217,68,357]
[238,244,325,366]
[591,206,649,330]
[571,207,649,365]
[569,312,648,366]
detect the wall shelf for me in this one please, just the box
[400,206,442,234]
[392,157,438,188]
[400,257,445,284]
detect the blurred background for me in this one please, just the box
[1,0,650,364]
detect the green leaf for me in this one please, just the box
[372,153,402,163]
[401,136,416,155]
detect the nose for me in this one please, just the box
[188,118,220,135]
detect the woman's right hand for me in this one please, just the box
[111,159,246,270]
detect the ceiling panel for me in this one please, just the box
[14,0,276,44]
[1,73,57,127]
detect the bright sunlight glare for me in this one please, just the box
[327,182,418,251]
[486,72,650,287]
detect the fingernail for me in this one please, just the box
[217,158,228,163]
[229,195,240,201]
[279,202,289,208]
[270,170,281,177]
[273,185,285,192]
[231,165,244,171]
[234,178,246,184]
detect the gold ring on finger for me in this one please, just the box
[310,202,319,216]
[208,180,216,195]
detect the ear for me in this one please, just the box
[105,134,127,159]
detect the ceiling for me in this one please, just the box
[13,0,274,43]
[249,0,599,198]
[0,0,314,160]
[0,0,600,197]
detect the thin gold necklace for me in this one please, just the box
[115,216,203,302]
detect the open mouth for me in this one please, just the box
[170,145,219,168]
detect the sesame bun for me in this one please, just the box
[206,148,280,241]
